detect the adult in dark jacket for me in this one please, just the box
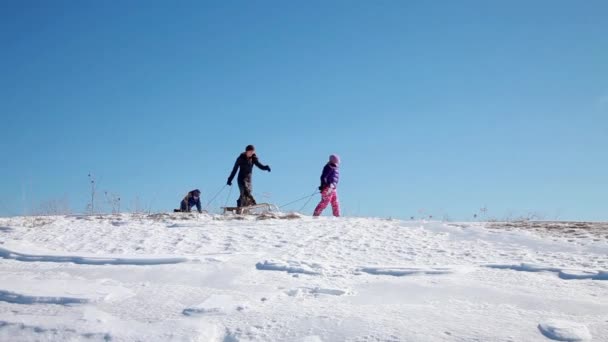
[180,189,202,213]
[227,145,271,207]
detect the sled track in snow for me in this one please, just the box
[0,247,189,266]
[255,260,322,275]
[358,266,456,277]
[0,321,111,341]
[0,290,88,305]
[485,263,608,281]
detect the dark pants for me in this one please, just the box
[180,200,190,212]
[237,179,256,207]
[180,200,201,212]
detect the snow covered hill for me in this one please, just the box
[0,213,606,341]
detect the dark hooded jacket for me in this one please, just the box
[228,153,269,184]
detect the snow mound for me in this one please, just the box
[0,246,189,266]
[0,214,606,341]
[538,320,592,341]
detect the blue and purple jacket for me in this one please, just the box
[320,163,340,189]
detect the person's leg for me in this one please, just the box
[243,179,256,206]
[180,200,188,212]
[237,181,246,207]
[313,188,332,216]
[331,190,340,217]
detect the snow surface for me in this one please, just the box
[0,213,606,341]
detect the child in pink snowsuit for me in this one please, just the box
[313,155,341,217]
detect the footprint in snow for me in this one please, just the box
[284,287,350,298]
[357,266,458,277]
[182,294,246,317]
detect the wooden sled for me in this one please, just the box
[221,203,278,215]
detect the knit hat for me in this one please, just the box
[246,145,255,152]
[329,154,340,165]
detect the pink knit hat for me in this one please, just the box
[329,154,340,165]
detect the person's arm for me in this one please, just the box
[227,156,240,184]
[253,155,271,172]
[196,198,202,213]
[319,165,331,189]
[329,168,339,188]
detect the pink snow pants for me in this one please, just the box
[313,188,340,217]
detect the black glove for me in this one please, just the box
[266,166,271,172]
[227,179,232,186]
[318,185,325,191]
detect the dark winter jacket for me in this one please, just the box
[228,153,269,184]
[320,163,340,189]
[182,190,202,213]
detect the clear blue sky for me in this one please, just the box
[1,1,606,220]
